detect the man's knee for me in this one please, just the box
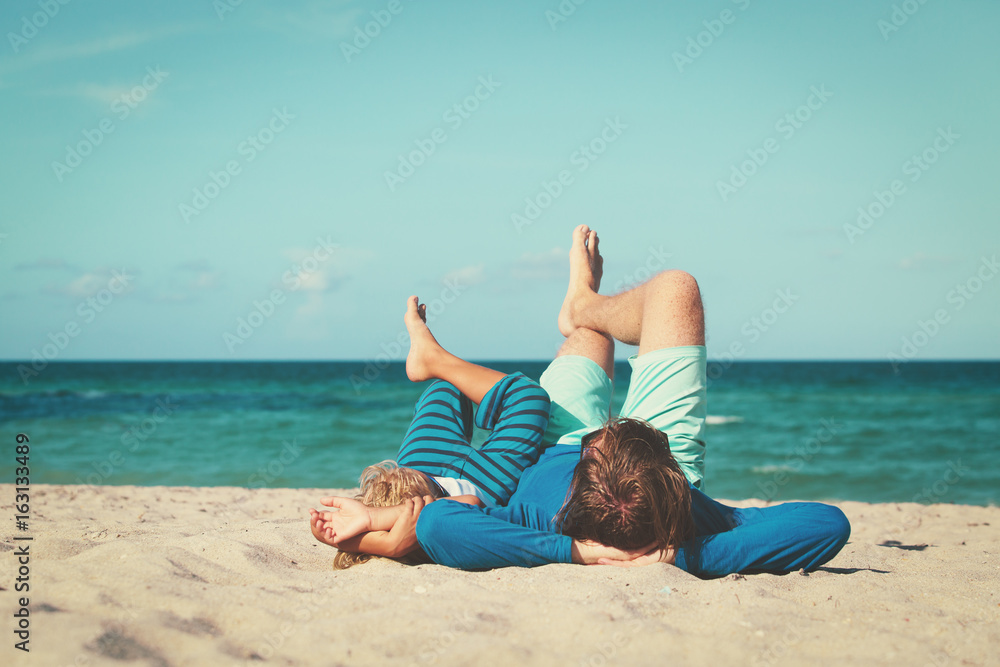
[649,270,702,307]
[651,269,699,293]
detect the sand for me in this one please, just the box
[2,484,998,667]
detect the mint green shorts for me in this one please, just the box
[539,345,707,489]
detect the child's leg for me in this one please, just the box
[466,372,552,505]
[403,295,506,404]
[397,380,475,476]
[399,294,552,505]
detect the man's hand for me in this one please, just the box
[597,544,676,568]
[571,540,659,565]
[383,495,434,557]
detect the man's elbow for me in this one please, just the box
[806,504,851,571]
[826,505,851,552]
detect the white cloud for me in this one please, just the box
[511,247,565,281]
[176,259,213,272]
[443,263,486,287]
[189,272,221,290]
[65,273,108,298]
[897,252,958,271]
[150,292,187,303]
[256,2,365,40]
[77,82,135,105]
[42,267,134,298]
[0,25,197,76]
[295,269,332,292]
[14,257,79,272]
[279,243,358,294]
[31,82,133,105]
[141,262,222,303]
[175,260,223,292]
[42,81,154,107]
[286,293,329,341]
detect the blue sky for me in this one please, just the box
[1,0,997,362]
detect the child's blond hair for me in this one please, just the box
[332,460,442,569]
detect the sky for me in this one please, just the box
[1,0,998,362]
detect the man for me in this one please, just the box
[317,226,850,576]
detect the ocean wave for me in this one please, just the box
[706,415,744,425]
[751,464,797,475]
[32,388,108,398]
[31,388,145,400]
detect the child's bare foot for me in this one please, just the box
[404,296,446,382]
[558,225,603,337]
[309,508,338,548]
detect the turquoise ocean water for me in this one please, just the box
[1,361,997,506]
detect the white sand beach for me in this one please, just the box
[3,484,998,666]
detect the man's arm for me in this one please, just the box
[673,499,851,578]
[414,499,652,569]
[416,499,571,568]
[598,492,850,577]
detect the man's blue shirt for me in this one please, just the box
[415,445,850,577]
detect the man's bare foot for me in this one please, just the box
[558,225,603,337]
[404,295,446,382]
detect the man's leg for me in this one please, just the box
[558,225,708,487]
[540,328,616,448]
[559,225,704,353]
[555,327,615,382]
[537,228,617,447]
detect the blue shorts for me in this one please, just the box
[539,346,707,488]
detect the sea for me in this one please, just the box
[1,361,997,506]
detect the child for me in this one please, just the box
[309,296,551,568]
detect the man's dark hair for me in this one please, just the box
[556,416,695,550]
